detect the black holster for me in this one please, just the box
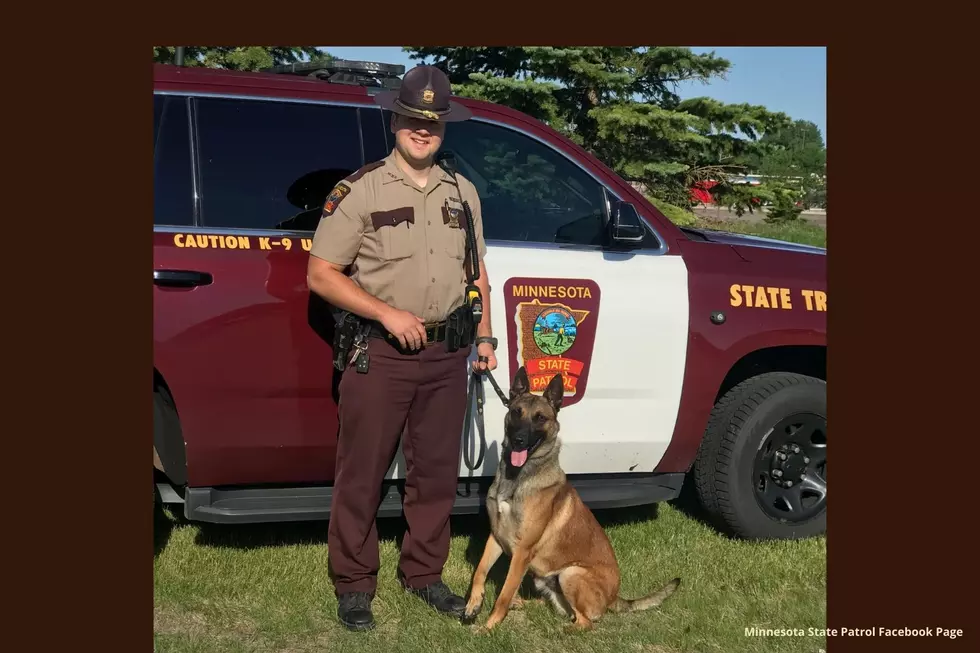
[445,305,475,353]
[332,311,363,371]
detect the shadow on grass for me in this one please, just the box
[458,502,663,602]
[154,500,191,557]
[154,501,174,558]
[160,492,667,583]
[666,473,733,539]
[184,494,665,553]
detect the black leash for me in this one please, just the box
[462,367,509,471]
[483,368,509,407]
[435,151,510,471]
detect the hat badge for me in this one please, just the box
[421,89,435,104]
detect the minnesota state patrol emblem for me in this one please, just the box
[503,278,602,406]
[322,182,351,217]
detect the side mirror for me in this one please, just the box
[608,201,646,245]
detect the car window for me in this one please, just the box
[154,94,194,227]
[380,109,396,154]
[195,98,363,232]
[362,107,390,162]
[442,119,609,246]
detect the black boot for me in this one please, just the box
[337,591,375,631]
[403,580,466,617]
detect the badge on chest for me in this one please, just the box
[443,197,465,229]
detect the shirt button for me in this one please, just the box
[430,248,434,254]
[431,277,436,283]
[428,220,432,225]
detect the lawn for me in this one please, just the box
[648,197,828,249]
[154,482,827,653]
[690,216,827,249]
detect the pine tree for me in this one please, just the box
[404,47,794,211]
[153,47,328,72]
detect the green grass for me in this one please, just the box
[648,197,827,249]
[691,217,827,249]
[649,197,699,227]
[155,492,827,653]
[535,331,575,356]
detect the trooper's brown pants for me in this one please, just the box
[327,338,471,595]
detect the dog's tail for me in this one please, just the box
[609,577,680,613]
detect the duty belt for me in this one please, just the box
[367,320,449,344]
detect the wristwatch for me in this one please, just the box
[475,336,498,350]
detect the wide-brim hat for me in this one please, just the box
[374,65,472,123]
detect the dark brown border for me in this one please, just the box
[20,37,967,653]
[14,42,151,650]
[825,43,971,651]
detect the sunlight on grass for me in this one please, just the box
[695,217,827,249]
[648,196,827,249]
[155,501,827,653]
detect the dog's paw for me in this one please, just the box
[563,618,594,633]
[509,596,543,610]
[461,597,483,624]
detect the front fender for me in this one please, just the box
[653,239,826,474]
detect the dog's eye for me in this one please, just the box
[534,414,548,424]
[509,407,522,420]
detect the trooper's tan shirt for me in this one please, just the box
[310,151,487,324]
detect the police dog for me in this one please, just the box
[462,367,680,631]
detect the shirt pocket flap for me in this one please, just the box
[370,207,415,261]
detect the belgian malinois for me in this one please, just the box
[462,367,680,631]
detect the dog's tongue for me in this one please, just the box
[511,449,528,467]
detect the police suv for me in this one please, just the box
[153,59,827,541]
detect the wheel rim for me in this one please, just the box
[752,412,826,523]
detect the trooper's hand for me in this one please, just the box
[473,342,497,372]
[380,307,427,350]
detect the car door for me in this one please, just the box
[368,108,690,479]
[153,91,368,488]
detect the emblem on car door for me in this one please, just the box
[503,278,601,407]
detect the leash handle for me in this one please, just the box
[482,368,510,407]
[461,366,510,473]
[462,372,486,471]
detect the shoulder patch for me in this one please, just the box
[322,182,352,217]
[344,160,386,184]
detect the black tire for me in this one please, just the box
[694,372,826,540]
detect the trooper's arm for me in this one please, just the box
[307,257,390,322]
[307,182,427,350]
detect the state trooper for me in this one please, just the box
[306,64,498,631]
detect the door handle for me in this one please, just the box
[153,269,213,288]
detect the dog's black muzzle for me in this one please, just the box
[508,427,546,454]
[509,427,533,451]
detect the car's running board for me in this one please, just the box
[171,473,685,525]
[156,482,185,504]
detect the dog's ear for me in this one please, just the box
[510,366,530,400]
[542,373,565,413]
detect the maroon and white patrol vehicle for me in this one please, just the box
[153,60,826,540]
